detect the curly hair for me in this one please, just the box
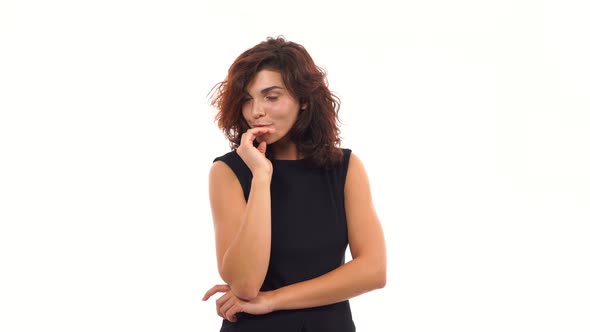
[209,36,343,169]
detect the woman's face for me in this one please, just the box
[241,69,304,145]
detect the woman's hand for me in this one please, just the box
[202,284,275,323]
[236,127,276,178]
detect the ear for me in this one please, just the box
[299,98,308,111]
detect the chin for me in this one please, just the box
[258,132,283,144]
[257,135,278,145]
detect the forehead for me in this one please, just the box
[246,69,284,92]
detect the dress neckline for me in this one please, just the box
[270,158,305,163]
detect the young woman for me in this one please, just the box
[203,36,386,332]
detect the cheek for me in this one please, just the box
[241,106,250,121]
[274,102,299,118]
[241,100,254,115]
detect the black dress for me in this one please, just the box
[212,148,355,332]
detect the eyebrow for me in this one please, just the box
[260,86,285,94]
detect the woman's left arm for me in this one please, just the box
[269,152,386,310]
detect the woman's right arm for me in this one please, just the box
[209,165,271,300]
[208,127,275,300]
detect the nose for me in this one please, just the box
[252,99,265,118]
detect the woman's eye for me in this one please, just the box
[265,96,279,101]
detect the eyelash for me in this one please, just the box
[242,95,279,104]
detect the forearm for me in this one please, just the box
[222,174,272,298]
[270,257,386,311]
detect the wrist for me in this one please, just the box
[267,289,281,312]
[252,171,272,184]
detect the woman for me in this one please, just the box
[202,36,386,332]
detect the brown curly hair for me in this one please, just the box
[209,36,343,169]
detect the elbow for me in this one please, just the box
[375,269,387,289]
[231,284,259,301]
[220,267,263,300]
[371,261,387,289]
[223,274,261,300]
[357,256,387,290]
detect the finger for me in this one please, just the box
[241,127,275,146]
[219,297,238,321]
[240,129,267,147]
[217,303,224,319]
[257,141,267,154]
[202,284,230,301]
[216,292,232,318]
[202,284,229,301]
[226,303,241,323]
[251,129,274,146]
[219,296,234,318]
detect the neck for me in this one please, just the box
[270,140,301,160]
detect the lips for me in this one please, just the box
[254,124,272,127]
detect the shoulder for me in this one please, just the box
[211,150,236,176]
[337,147,354,176]
[210,150,242,182]
[211,150,249,174]
[333,147,352,169]
[340,147,352,155]
[338,148,367,169]
[213,150,240,165]
[210,150,253,200]
[340,148,352,161]
[343,150,371,192]
[209,152,247,203]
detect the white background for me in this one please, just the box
[1,0,589,331]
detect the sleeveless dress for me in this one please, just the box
[212,148,355,332]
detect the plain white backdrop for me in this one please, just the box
[1,0,589,331]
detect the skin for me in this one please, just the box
[239,69,306,162]
[207,70,304,301]
[204,69,387,322]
